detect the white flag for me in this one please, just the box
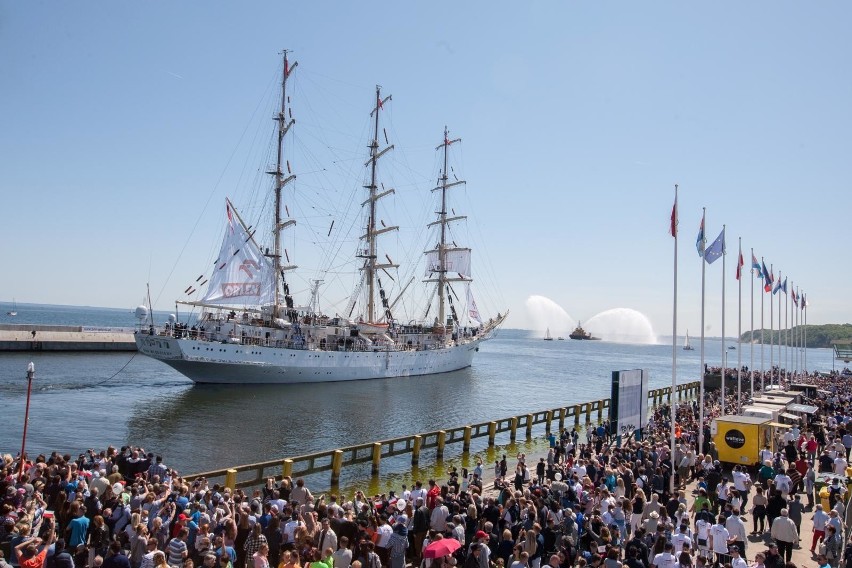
[466,286,481,324]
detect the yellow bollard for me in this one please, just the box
[488,421,497,446]
[463,426,472,453]
[372,442,382,475]
[412,435,422,465]
[437,431,446,459]
[510,418,518,442]
[330,450,343,485]
[282,459,293,479]
[225,469,237,491]
[525,414,533,439]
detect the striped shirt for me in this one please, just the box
[167,537,188,567]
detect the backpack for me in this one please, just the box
[830,486,841,507]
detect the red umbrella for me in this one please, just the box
[423,538,461,559]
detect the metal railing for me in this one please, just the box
[187,381,701,490]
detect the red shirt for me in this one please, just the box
[21,548,47,568]
[426,485,440,510]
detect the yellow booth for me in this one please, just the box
[711,415,789,466]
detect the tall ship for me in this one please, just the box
[135,53,506,384]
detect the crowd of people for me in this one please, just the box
[3,373,852,568]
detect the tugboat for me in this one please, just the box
[569,322,600,340]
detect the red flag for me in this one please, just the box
[736,250,744,280]
[670,201,677,238]
[377,94,383,110]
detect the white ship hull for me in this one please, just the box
[135,333,487,384]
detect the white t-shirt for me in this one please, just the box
[696,519,711,543]
[672,533,692,554]
[731,556,748,568]
[732,471,750,492]
[710,524,730,554]
[774,475,791,494]
[652,552,678,568]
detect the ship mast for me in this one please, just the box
[267,50,298,319]
[430,127,467,325]
[361,86,397,323]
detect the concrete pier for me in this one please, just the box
[0,324,137,351]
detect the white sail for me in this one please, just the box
[424,248,472,278]
[200,201,276,307]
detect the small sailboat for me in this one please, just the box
[683,330,694,350]
[544,328,554,341]
[6,298,17,316]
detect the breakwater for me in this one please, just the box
[0,324,136,351]
[190,380,701,491]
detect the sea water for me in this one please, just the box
[0,303,835,489]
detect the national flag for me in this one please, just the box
[377,93,384,110]
[751,254,762,278]
[802,293,807,308]
[736,248,744,280]
[773,277,782,295]
[762,260,772,292]
[696,216,705,257]
[781,277,788,294]
[703,229,725,264]
[670,200,677,238]
[792,289,799,307]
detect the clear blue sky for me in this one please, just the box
[1,1,849,338]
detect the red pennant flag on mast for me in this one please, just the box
[736,248,744,280]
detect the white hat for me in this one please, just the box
[113,483,123,494]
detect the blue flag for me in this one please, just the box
[782,277,788,294]
[773,277,782,295]
[696,217,705,258]
[703,229,725,264]
[751,253,762,278]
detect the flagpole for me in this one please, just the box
[785,280,789,384]
[777,270,782,387]
[770,264,774,386]
[721,225,726,416]
[698,208,707,454]
[761,257,765,392]
[750,248,755,399]
[804,293,808,375]
[670,185,678,496]
[737,237,742,413]
[796,286,800,377]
